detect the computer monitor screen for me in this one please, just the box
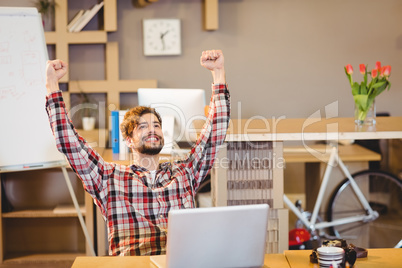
[138,88,206,146]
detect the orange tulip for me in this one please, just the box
[375,61,381,70]
[345,64,353,75]
[371,68,378,78]
[383,65,391,77]
[359,64,365,74]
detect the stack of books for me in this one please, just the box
[67,1,104,32]
[227,141,274,207]
[225,140,281,254]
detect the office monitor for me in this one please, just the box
[138,88,206,150]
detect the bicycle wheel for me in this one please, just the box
[327,170,402,248]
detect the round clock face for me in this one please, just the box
[143,19,181,56]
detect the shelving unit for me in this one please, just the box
[45,0,157,111]
[68,42,158,112]
[44,0,114,83]
[0,170,94,266]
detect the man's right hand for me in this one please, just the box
[46,59,68,94]
[200,50,226,85]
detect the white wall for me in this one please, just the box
[110,0,402,119]
[3,0,402,119]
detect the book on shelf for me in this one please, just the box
[68,1,104,33]
[110,110,130,160]
[226,141,274,207]
[68,9,90,32]
[111,110,119,154]
[118,110,129,160]
[67,9,85,32]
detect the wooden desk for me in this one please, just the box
[71,253,290,268]
[71,248,402,267]
[222,117,402,141]
[284,248,402,268]
[204,117,402,253]
[283,144,381,163]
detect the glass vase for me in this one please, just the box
[354,99,376,126]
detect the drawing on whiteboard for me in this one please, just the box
[0,42,11,65]
[0,86,25,101]
[0,55,11,64]
[24,30,38,50]
[0,42,9,53]
[22,51,42,87]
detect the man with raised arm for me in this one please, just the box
[45,50,230,256]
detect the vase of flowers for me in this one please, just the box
[345,61,391,126]
[354,98,376,125]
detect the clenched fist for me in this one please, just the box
[46,59,68,94]
[200,50,225,85]
[200,50,224,70]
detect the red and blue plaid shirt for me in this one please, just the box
[46,84,230,256]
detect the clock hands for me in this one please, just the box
[160,30,169,51]
[160,30,169,39]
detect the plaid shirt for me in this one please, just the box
[46,84,230,256]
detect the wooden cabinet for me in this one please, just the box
[0,169,94,267]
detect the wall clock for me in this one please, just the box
[143,19,181,56]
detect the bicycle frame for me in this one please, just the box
[283,146,379,233]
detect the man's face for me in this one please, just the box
[130,113,164,155]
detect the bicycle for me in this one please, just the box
[283,145,402,249]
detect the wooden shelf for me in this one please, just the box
[203,0,219,30]
[45,31,107,44]
[67,42,157,110]
[0,179,94,263]
[2,207,86,219]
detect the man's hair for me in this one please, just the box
[120,106,162,139]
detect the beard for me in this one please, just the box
[136,135,164,155]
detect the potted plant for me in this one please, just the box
[77,91,97,131]
[34,0,56,28]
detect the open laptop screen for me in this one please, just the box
[152,204,269,268]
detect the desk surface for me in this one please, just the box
[283,143,381,163]
[285,248,402,268]
[80,117,402,148]
[71,253,290,268]
[194,117,402,141]
[72,249,402,267]
[81,117,402,147]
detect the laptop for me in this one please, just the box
[150,204,269,268]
